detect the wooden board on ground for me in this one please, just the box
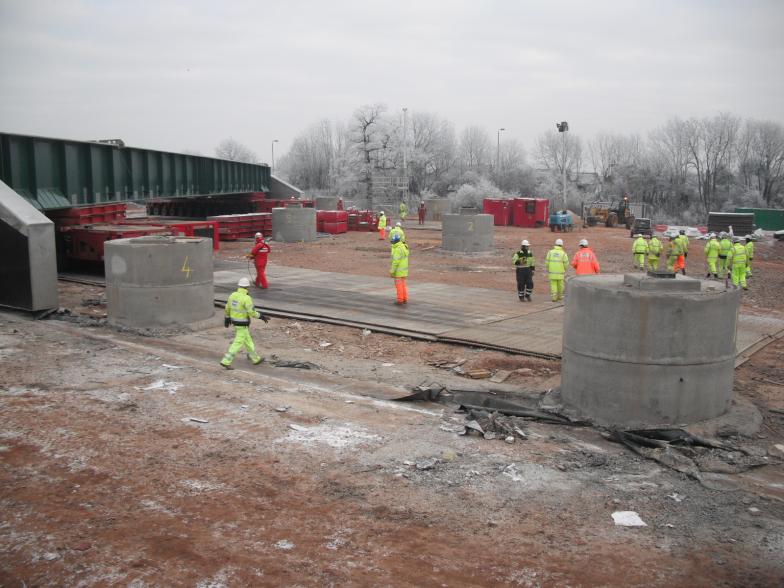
[212,261,784,362]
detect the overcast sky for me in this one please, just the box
[1,0,782,162]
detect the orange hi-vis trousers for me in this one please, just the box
[379,227,386,240]
[673,254,685,272]
[395,278,408,303]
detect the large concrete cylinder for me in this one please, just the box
[561,274,741,428]
[272,207,317,242]
[315,197,338,210]
[105,236,214,328]
[424,198,450,221]
[441,214,494,253]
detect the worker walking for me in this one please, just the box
[666,234,683,272]
[513,239,535,301]
[632,234,648,270]
[389,221,406,243]
[675,229,689,275]
[571,238,600,275]
[647,234,662,271]
[399,201,408,223]
[727,237,748,290]
[377,210,387,240]
[337,197,344,211]
[545,238,569,302]
[704,233,720,279]
[390,233,409,304]
[718,232,733,276]
[744,235,754,278]
[221,277,269,369]
[418,201,427,225]
[247,232,271,289]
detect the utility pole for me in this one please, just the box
[496,128,505,178]
[271,139,279,176]
[556,121,569,210]
[402,107,408,203]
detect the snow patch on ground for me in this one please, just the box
[180,479,227,493]
[277,423,381,450]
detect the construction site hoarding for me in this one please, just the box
[734,207,784,231]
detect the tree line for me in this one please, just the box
[228,106,784,222]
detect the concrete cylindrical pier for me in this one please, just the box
[315,197,338,210]
[560,274,740,427]
[104,236,214,328]
[424,198,450,221]
[441,213,494,253]
[272,207,317,242]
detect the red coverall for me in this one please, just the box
[249,237,271,288]
[337,198,344,211]
[418,202,426,225]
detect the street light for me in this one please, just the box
[556,121,569,210]
[496,128,506,175]
[271,139,279,176]
[402,107,408,192]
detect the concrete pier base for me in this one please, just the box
[560,273,740,428]
[441,213,494,253]
[272,207,317,242]
[105,236,214,328]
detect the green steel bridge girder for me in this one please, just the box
[0,132,271,211]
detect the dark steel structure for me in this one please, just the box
[0,132,271,211]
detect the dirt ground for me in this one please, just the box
[2,224,784,587]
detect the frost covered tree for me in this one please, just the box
[535,130,582,177]
[215,138,258,163]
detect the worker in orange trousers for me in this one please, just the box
[390,233,409,304]
[247,232,271,288]
[378,210,387,240]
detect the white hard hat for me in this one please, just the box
[380,210,384,215]
[396,222,401,227]
[744,234,752,239]
[521,239,530,246]
[555,238,563,246]
[238,277,250,288]
[579,239,588,247]
[254,232,262,239]
[635,234,642,238]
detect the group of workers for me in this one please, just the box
[631,230,753,289]
[515,238,600,302]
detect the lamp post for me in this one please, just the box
[271,139,279,176]
[402,107,408,198]
[556,121,569,210]
[496,128,505,176]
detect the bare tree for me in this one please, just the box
[351,104,386,202]
[534,130,582,176]
[683,113,740,214]
[744,120,784,205]
[215,138,258,163]
[459,126,491,172]
[588,133,641,182]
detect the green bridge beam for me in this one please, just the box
[0,132,271,211]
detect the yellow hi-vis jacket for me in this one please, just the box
[704,238,720,260]
[745,240,754,260]
[545,246,568,279]
[390,242,409,277]
[378,214,387,230]
[225,287,260,326]
[677,234,689,253]
[727,243,747,268]
[719,238,732,258]
[648,237,662,256]
[632,237,648,254]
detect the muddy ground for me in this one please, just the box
[1,225,783,587]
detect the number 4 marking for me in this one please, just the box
[181,256,192,278]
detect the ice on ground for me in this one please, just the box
[274,539,295,550]
[137,379,181,394]
[612,511,647,527]
[277,423,380,449]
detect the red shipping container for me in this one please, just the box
[512,198,550,228]
[482,199,512,226]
